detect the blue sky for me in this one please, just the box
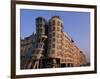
[20,9,90,62]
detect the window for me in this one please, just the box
[61,29,63,33]
[39,28,42,34]
[57,27,60,31]
[57,33,60,38]
[52,27,56,31]
[49,34,52,38]
[52,20,55,25]
[48,44,51,49]
[39,23,44,26]
[65,44,67,48]
[48,39,51,43]
[49,27,52,32]
[57,46,60,49]
[57,40,60,43]
[51,50,56,55]
[52,32,56,36]
[56,34,58,38]
[67,63,70,67]
[52,38,55,42]
[57,21,60,26]
[71,64,73,67]
[52,44,55,48]
[57,51,61,56]
[57,45,61,49]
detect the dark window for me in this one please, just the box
[41,23,45,26]
[67,63,70,67]
[52,20,55,25]
[48,28,50,32]
[48,44,51,49]
[48,21,51,26]
[61,64,66,67]
[49,27,52,32]
[71,64,73,67]
[52,32,55,36]
[49,34,52,38]
[52,44,55,48]
[52,27,56,31]
[52,38,55,42]
[48,26,52,32]
[48,39,51,43]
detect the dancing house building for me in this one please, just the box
[20,16,87,69]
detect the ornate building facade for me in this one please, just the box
[21,16,87,69]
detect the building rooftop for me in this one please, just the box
[51,16,61,19]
